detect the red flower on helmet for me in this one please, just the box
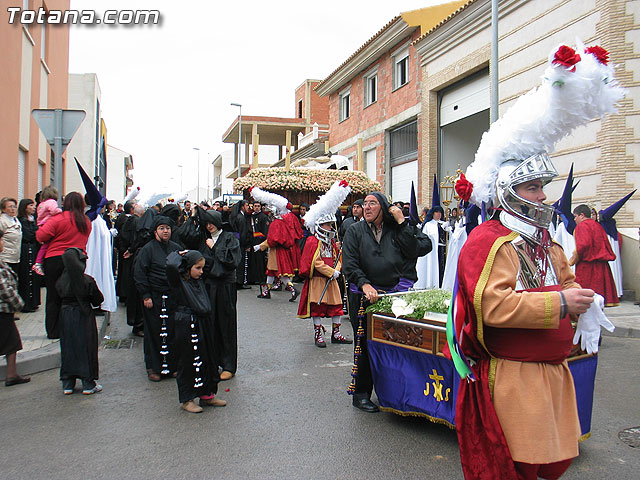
[339,180,349,188]
[552,45,581,72]
[455,173,473,202]
[585,45,609,65]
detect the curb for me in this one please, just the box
[0,312,110,381]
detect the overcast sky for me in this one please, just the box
[68,0,446,196]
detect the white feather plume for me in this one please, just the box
[249,187,290,214]
[466,41,625,206]
[124,187,140,203]
[303,180,351,234]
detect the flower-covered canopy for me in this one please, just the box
[233,167,381,195]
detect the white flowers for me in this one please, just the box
[391,298,415,317]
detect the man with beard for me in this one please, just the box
[342,192,432,412]
[134,216,182,381]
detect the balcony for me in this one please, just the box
[297,123,329,149]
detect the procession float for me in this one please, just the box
[364,289,598,440]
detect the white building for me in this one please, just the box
[65,73,102,195]
[106,145,134,202]
[212,149,235,200]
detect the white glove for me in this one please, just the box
[331,270,341,279]
[573,294,615,354]
[110,228,118,237]
[253,245,261,252]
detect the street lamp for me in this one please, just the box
[177,164,183,193]
[193,147,200,202]
[231,102,242,174]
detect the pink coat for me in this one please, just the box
[37,199,61,226]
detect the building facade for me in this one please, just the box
[0,0,71,200]
[315,2,467,203]
[106,144,134,203]
[414,0,639,288]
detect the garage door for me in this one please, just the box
[391,160,418,203]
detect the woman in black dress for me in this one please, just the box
[17,199,40,312]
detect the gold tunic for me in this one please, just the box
[481,242,581,463]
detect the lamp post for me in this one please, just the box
[231,102,242,175]
[193,147,200,202]
[177,164,183,193]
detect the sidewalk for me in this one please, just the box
[1,296,638,380]
[0,301,111,381]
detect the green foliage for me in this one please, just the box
[365,289,452,318]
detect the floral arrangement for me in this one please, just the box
[233,167,381,195]
[365,289,452,319]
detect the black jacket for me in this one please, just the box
[133,238,182,299]
[342,219,432,290]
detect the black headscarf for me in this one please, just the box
[160,204,180,224]
[368,192,396,226]
[200,209,222,230]
[58,248,90,313]
[152,215,173,232]
[179,250,205,276]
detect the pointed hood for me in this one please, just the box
[409,182,420,225]
[431,175,441,209]
[598,190,636,238]
[556,164,577,234]
[75,158,107,221]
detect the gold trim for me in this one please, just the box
[543,292,553,329]
[369,336,446,357]
[578,432,592,442]
[379,406,455,430]
[488,357,497,398]
[473,232,519,353]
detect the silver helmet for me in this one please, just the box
[496,152,558,238]
[315,212,336,243]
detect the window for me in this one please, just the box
[364,69,377,107]
[389,121,417,166]
[298,99,303,118]
[393,48,409,90]
[18,149,26,200]
[339,89,350,122]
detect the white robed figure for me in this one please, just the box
[552,222,576,271]
[85,214,117,312]
[598,190,636,298]
[441,217,467,292]
[74,157,117,312]
[415,219,440,289]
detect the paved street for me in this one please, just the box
[1,286,639,480]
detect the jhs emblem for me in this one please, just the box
[423,369,451,402]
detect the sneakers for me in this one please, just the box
[63,389,74,395]
[331,324,353,344]
[181,400,203,413]
[200,396,227,407]
[31,263,44,276]
[314,325,326,348]
[82,384,103,395]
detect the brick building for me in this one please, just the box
[315,2,467,203]
[413,0,639,290]
[0,1,71,200]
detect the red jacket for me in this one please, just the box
[35,211,91,259]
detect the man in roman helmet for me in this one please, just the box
[449,43,622,479]
[297,181,352,348]
[250,187,303,301]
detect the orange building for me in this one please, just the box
[0,1,71,200]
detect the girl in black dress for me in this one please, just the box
[166,250,226,414]
[17,199,40,312]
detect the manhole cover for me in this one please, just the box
[103,338,138,349]
[619,427,640,448]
